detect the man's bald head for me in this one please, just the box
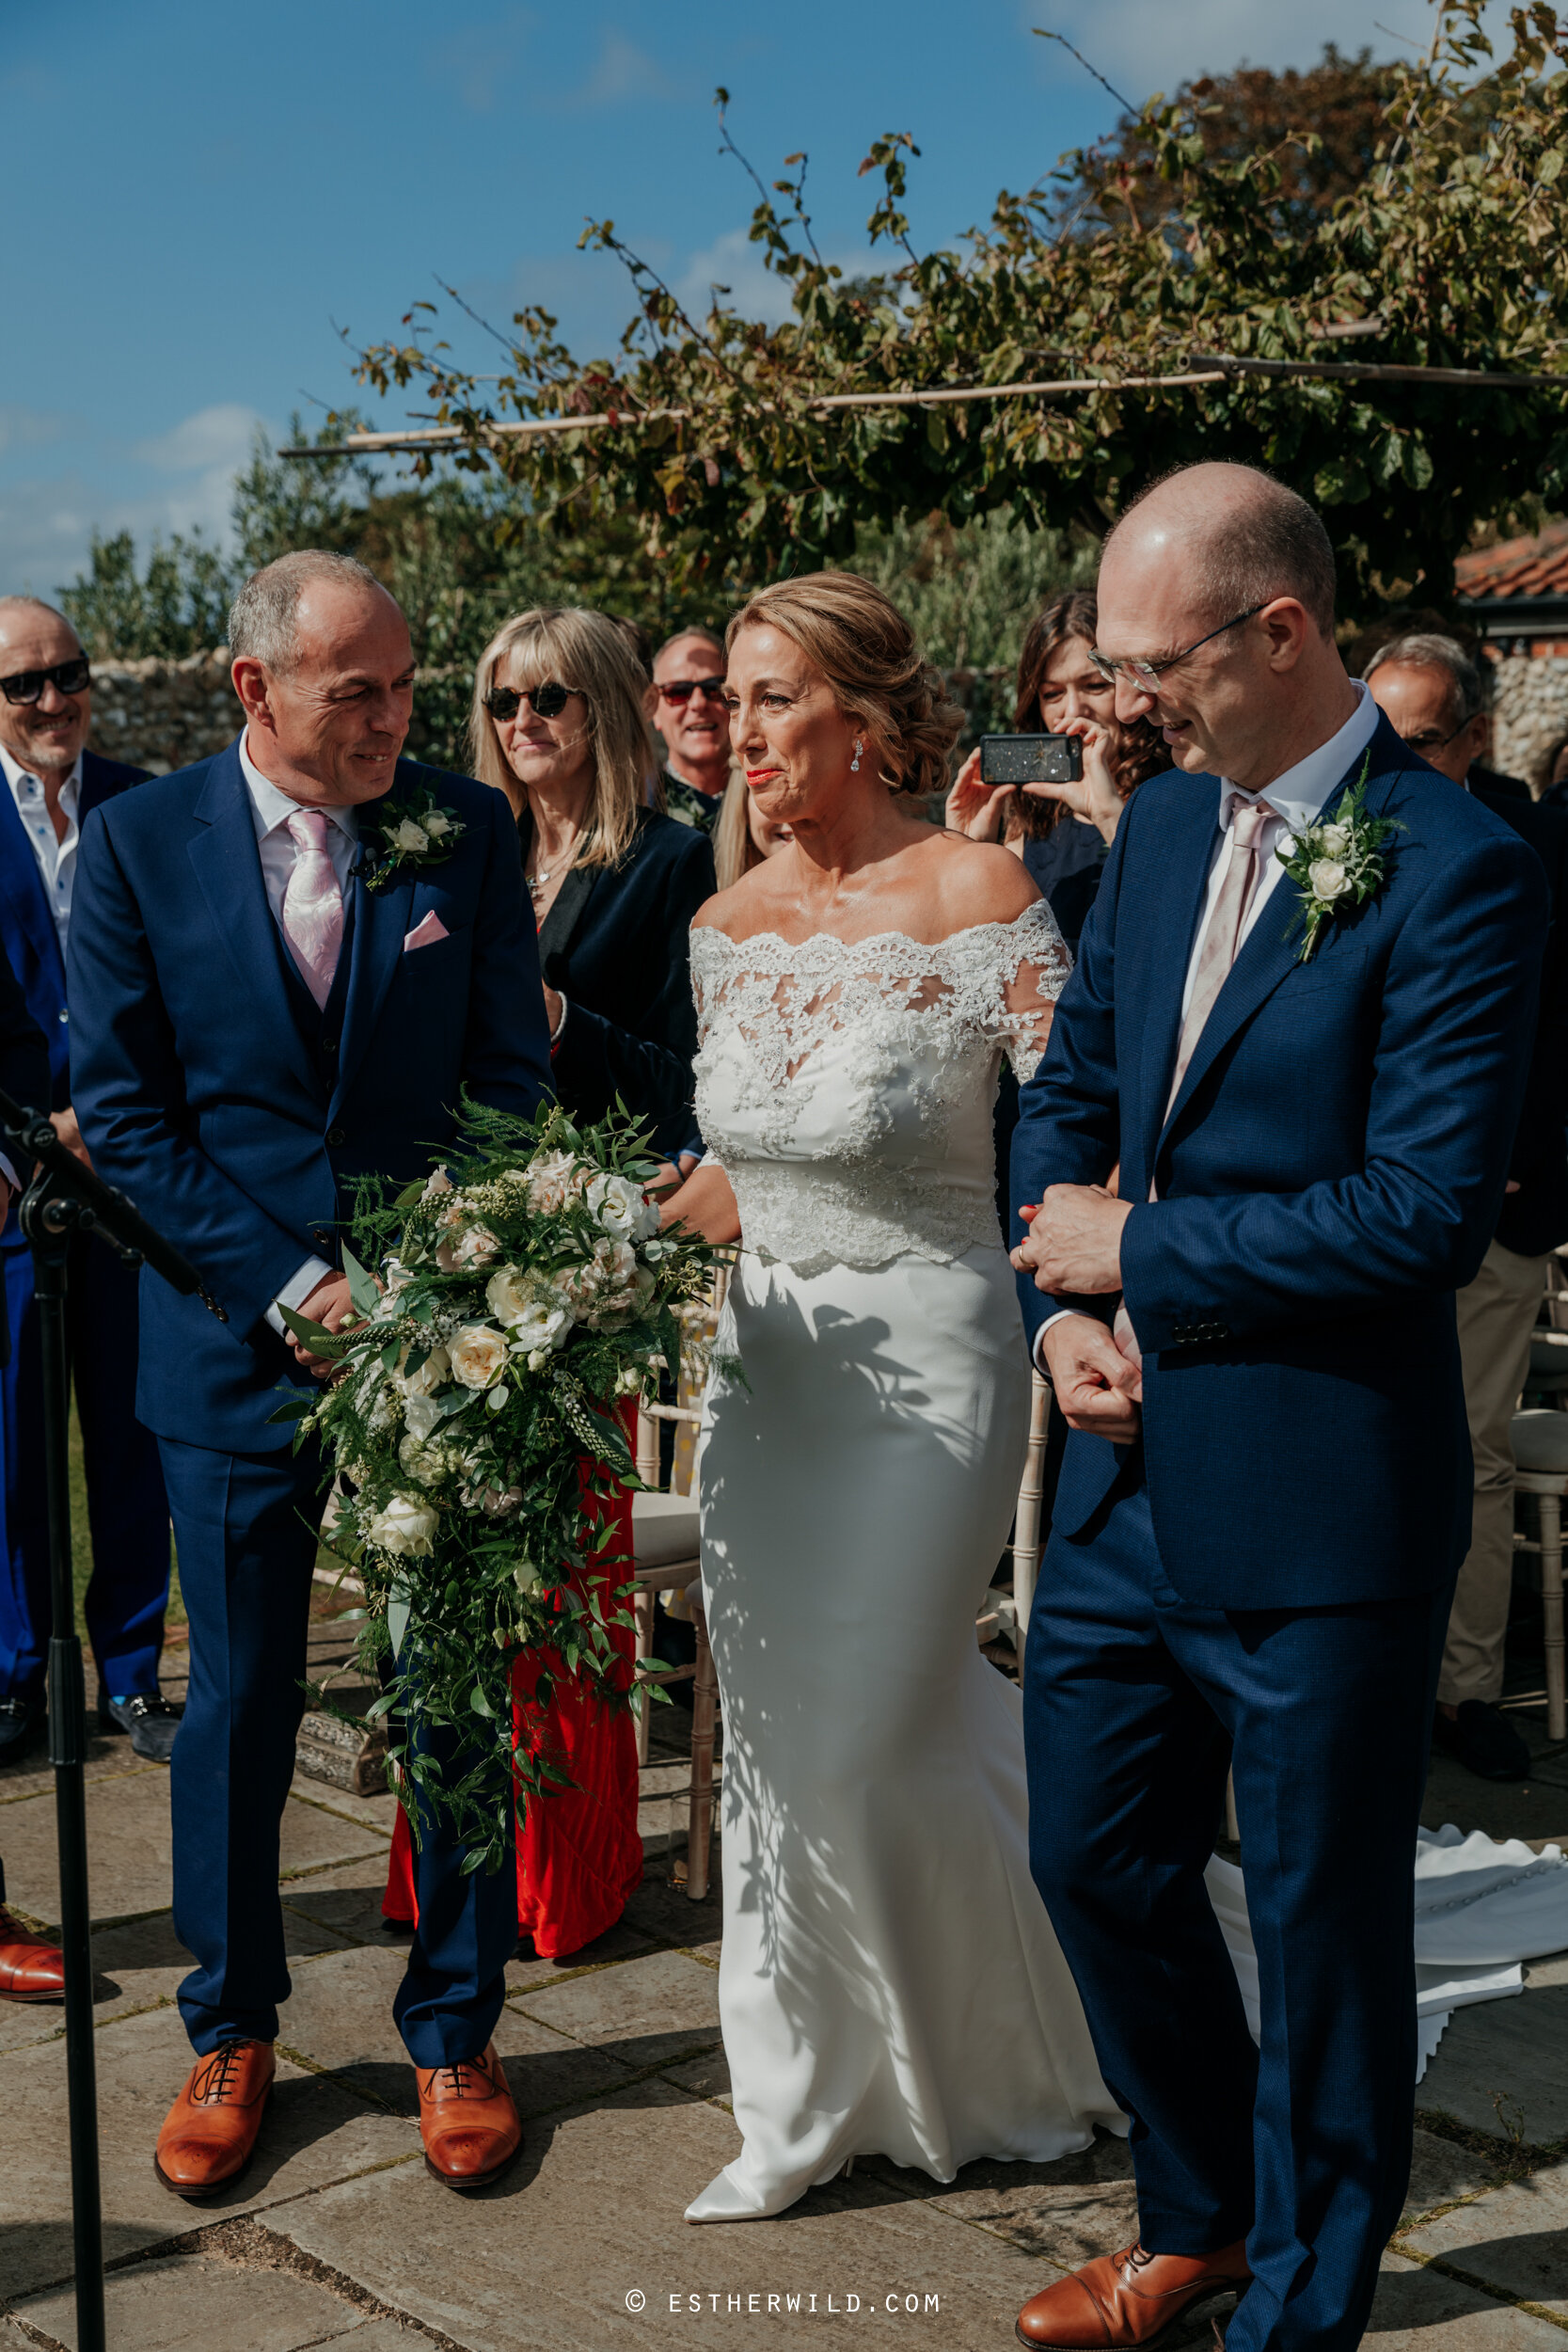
[0,596,89,782]
[1103,464,1338,643]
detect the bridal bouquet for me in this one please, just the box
[277,1099,719,1872]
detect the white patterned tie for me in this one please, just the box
[280,809,344,1009]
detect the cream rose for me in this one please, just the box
[421,809,452,839]
[390,818,430,854]
[397,1343,451,1398]
[451,1223,501,1270]
[1307,858,1350,901]
[1318,823,1351,858]
[366,1492,439,1557]
[449,1324,509,1389]
[526,1148,587,1214]
[398,1432,457,1487]
[420,1166,453,1202]
[587,1169,658,1242]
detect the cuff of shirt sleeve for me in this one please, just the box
[0,1152,18,1198]
[548,993,569,1051]
[266,1254,335,1340]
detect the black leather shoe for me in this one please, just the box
[100,1692,183,1764]
[1432,1700,1531,1783]
[0,1693,44,1766]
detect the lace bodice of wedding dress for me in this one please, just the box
[690,898,1070,1276]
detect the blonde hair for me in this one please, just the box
[469,606,655,870]
[725,571,961,802]
[713,771,762,893]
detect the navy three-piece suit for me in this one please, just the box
[69,740,552,2061]
[1012,710,1548,2352]
[0,750,171,1708]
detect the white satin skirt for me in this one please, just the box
[690,1245,1123,2222]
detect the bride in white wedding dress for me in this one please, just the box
[664,573,1124,2225]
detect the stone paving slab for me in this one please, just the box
[274,2075,1091,2352]
[1418,1974,1568,2147]
[1402,2126,1510,2227]
[0,2003,416,2301]
[0,1772,173,1926]
[509,1947,722,2074]
[11,2249,371,2350]
[886,2132,1138,2266]
[1366,2251,1568,2348]
[1398,2158,1568,2318]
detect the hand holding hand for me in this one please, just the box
[292,1271,358,1379]
[1041,1312,1143,1442]
[1022,718,1124,846]
[1010,1184,1131,1295]
[49,1106,93,1170]
[944,748,1016,843]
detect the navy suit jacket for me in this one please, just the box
[528,806,715,1158]
[0,748,149,1103]
[1011,711,1549,1610]
[68,739,553,1453]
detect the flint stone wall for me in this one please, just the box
[1490,652,1568,791]
[88,651,470,775]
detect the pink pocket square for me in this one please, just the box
[403,912,450,953]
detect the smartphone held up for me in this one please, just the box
[979,733,1084,787]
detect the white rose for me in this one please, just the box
[402,1391,442,1441]
[421,810,452,839]
[587,1170,658,1243]
[397,1343,451,1398]
[449,1324,509,1389]
[420,1166,453,1201]
[526,1148,585,1214]
[366,1491,439,1557]
[398,1432,455,1487]
[1318,823,1351,858]
[1307,858,1350,901]
[391,818,430,854]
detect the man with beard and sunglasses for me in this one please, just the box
[650,628,732,833]
[0,598,175,1769]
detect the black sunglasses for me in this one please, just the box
[0,656,91,707]
[657,675,726,705]
[483,680,582,723]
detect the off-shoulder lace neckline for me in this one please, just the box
[690,905,1053,959]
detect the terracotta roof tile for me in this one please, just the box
[1456,520,1568,602]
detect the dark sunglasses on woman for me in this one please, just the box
[1,656,91,707]
[483,680,583,723]
[657,675,726,705]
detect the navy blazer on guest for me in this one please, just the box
[0,750,149,1132]
[527,805,715,1158]
[69,739,553,1454]
[1011,711,1548,1612]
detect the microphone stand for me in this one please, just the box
[0,1089,223,2352]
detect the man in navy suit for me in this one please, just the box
[0,598,173,1766]
[70,552,553,2197]
[1008,467,1547,2352]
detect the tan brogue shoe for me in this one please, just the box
[1017,2239,1251,2350]
[154,2039,276,2199]
[417,2041,521,2190]
[0,1909,65,2002]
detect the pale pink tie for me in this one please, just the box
[1164,799,1279,1119]
[280,809,344,1009]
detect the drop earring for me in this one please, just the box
[850,738,863,772]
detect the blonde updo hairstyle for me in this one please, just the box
[725,571,961,803]
[469,604,655,871]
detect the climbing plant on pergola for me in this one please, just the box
[345,1,1568,614]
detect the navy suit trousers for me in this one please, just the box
[1024,1470,1449,2352]
[162,1433,516,2065]
[0,1233,169,1699]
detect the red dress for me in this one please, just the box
[381,1418,642,1958]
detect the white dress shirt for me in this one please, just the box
[1034,682,1382,1366]
[236,730,360,1338]
[0,742,81,954]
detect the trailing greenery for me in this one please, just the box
[280,1098,720,1871]
[353,1,1568,614]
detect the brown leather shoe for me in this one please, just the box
[154,2040,276,2199]
[417,2041,520,2190]
[0,1909,65,2002]
[1017,2239,1250,2349]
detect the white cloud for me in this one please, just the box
[132,403,264,475]
[1036,0,1515,103]
[561,33,674,110]
[0,407,65,458]
[675,229,869,332]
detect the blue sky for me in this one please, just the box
[2,0,1488,596]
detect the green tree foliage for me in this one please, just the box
[353,1,1568,616]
